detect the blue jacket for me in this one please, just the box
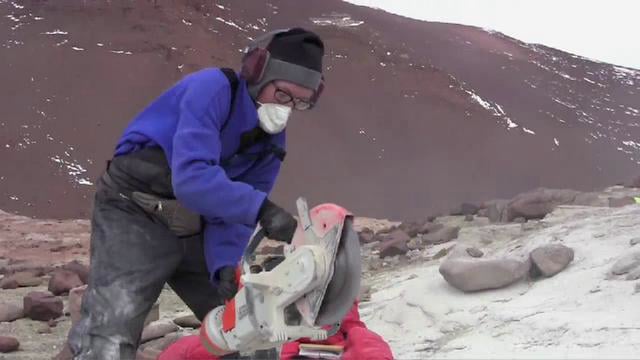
[114,67,285,280]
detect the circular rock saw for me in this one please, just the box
[200,198,362,357]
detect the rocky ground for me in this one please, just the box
[2,184,640,358]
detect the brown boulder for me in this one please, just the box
[0,336,20,353]
[423,226,459,245]
[507,188,580,221]
[49,269,84,296]
[23,291,63,321]
[62,260,90,284]
[0,302,24,322]
[439,257,530,292]
[378,230,410,258]
[466,247,484,258]
[0,271,43,289]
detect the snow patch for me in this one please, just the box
[523,127,535,135]
[552,98,577,109]
[110,50,133,55]
[43,29,68,35]
[71,46,84,51]
[215,17,247,32]
[310,13,364,27]
[554,138,560,146]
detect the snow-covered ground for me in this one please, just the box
[361,204,640,358]
[343,0,640,70]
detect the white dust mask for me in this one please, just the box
[256,102,292,134]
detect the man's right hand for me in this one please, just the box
[258,198,298,244]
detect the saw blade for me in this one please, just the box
[315,216,362,326]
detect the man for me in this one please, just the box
[67,27,326,359]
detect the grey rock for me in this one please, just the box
[609,196,636,208]
[0,336,19,353]
[466,247,484,258]
[625,267,640,281]
[451,203,479,216]
[141,320,179,343]
[439,257,530,292]
[423,226,460,245]
[140,332,184,354]
[530,244,575,277]
[464,214,474,222]
[611,252,640,275]
[173,314,201,328]
[573,192,608,207]
[513,217,526,224]
[630,237,640,246]
[486,200,509,223]
[507,188,580,221]
[635,283,640,295]
[432,247,450,260]
[0,302,24,322]
[378,230,410,258]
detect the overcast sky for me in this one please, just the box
[344,0,640,69]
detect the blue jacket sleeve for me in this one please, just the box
[204,151,284,279]
[170,73,267,226]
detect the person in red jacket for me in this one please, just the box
[158,301,393,360]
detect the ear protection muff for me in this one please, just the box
[240,28,290,85]
[240,47,270,84]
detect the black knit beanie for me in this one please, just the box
[266,28,324,72]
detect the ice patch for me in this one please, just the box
[182,19,192,26]
[6,14,20,22]
[554,138,560,146]
[96,43,104,47]
[71,46,84,51]
[110,50,133,55]
[10,1,24,9]
[215,4,226,9]
[9,196,19,201]
[523,127,535,135]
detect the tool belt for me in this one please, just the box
[100,147,203,237]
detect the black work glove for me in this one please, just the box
[216,266,238,301]
[257,198,298,244]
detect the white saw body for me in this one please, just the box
[200,198,362,357]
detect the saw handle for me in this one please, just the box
[242,227,266,263]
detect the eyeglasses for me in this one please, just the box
[274,87,313,111]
